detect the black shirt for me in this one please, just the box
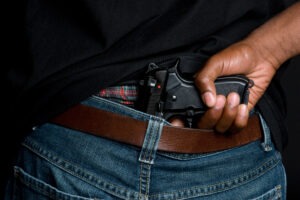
[6,0,296,152]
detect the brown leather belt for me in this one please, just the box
[51,104,262,154]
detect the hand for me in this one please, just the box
[193,42,277,133]
[170,2,300,132]
[170,42,277,132]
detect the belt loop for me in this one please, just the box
[258,113,273,152]
[138,116,163,165]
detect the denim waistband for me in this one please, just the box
[82,95,170,125]
[83,95,172,165]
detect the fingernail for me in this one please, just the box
[169,118,185,127]
[203,92,215,107]
[229,93,240,108]
[215,95,226,109]
[238,104,248,116]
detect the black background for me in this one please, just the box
[281,55,300,198]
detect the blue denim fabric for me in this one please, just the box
[5,96,286,200]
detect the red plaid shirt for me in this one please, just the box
[97,85,138,107]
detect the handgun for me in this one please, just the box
[139,60,254,128]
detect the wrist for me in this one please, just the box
[242,2,300,70]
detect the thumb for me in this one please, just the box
[194,57,224,108]
[194,43,254,107]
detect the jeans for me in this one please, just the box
[5,96,286,200]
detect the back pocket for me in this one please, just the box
[10,166,112,200]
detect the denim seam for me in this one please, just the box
[139,163,151,200]
[145,121,157,163]
[141,120,154,163]
[139,121,153,164]
[138,118,162,199]
[148,155,281,200]
[158,141,262,163]
[14,167,94,200]
[157,143,251,161]
[258,113,273,152]
[143,119,161,164]
[22,140,139,200]
[249,185,281,200]
[278,159,287,198]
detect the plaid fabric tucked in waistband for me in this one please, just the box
[96,85,138,107]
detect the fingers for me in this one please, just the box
[234,104,249,131]
[197,95,226,129]
[193,44,255,132]
[194,59,221,108]
[169,117,185,127]
[215,93,240,133]
[169,92,249,132]
[197,92,249,133]
[194,43,255,108]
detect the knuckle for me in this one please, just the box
[235,121,247,130]
[194,76,211,88]
[215,125,227,133]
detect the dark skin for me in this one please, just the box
[170,2,300,132]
